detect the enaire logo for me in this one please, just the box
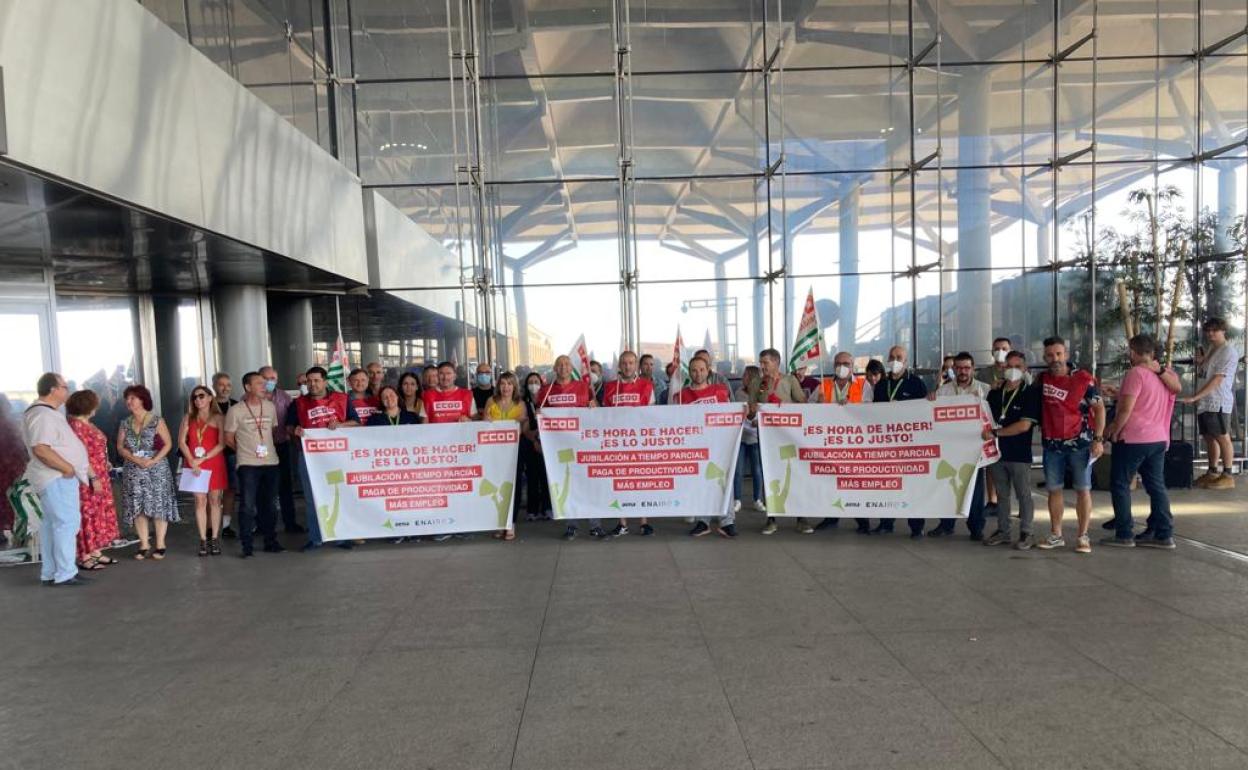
[760,412,802,427]
[934,405,980,422]
[705,412,743,427]
[479,429,519,444]
[304,437,347,453]
[541,417,579,432]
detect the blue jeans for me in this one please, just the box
[37,477,81,583]
[1110,441,1172,539]
[734,442,763,503]
[1043,445,1093,491]
[237,465,278,552]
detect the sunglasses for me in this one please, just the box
[193,393,211,400]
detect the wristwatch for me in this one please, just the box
[1092,435,1105,443]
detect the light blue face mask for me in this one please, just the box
[264,379,277,393]
[477,373,493,387]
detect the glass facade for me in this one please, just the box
[142,0,1246,382]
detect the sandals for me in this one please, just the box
[198,540,209,557]
[209,539,222,556]
[152,548,166,561]
[134,547,150,560]
[77,557,106,571]
[95,555,118,565]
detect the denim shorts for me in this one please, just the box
[1042,445,1092,491]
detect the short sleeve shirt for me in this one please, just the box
[23,402,90,491]
[224,400,278,467]
[1198,343,1240,414]
[1119,365,1175,445]
[987,384,1041,463]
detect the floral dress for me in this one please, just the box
[69,418,120,558]
[120,415,179,525]
[0,412,26,533]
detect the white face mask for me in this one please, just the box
[944,368,955,381]
[889,359,906,376]
[298,384,309,396]
[834,365,851,380]
[527,383,541,396]
[993,349,1009,364]
[590,372,600,386]
[1004,367,1025,383]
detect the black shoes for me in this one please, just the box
[221,526,237,539]
[640,524,655,536]
[262,542,286,553]
[689,521,710,537]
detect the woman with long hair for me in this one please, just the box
[484,372,527,541]
[366,385,421,426]
[66,390,120,571]
[117,385,178,560]
[520,371,551,521]
[178,385,227,556]
[396,371,425,422]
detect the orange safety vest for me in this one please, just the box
[819,376,867,404]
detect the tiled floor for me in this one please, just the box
[3,480,1247,769]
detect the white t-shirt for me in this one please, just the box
[1198,343,1240,415]
[22,402,89,492]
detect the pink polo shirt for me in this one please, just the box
[1118,365,1175,445]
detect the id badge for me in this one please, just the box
[255,443,269,458]
[193,446,206,459]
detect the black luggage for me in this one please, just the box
[1164,441,1194,489]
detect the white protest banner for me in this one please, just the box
[301,422,520,540]
[537,404,744,519]
[757,396,994,519]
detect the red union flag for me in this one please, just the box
[669,326,688,401]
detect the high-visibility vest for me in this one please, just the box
[819,376,867,405]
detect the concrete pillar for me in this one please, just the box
[268,296,314,387]
[513,269,531,366]
[955,72,993,360]
[360,340,382,368]
[213,284,270,387]
[1210,165,1240,315]
[749,238,765,355]
[838,185,860,353]
[151,296,182,433]
[713,261,730,362]
[1036,220,1051,267]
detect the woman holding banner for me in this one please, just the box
[396,372,425,422]
[485,372,527,541]
[682,358,739,538]
[366,386,420,426]
[521,372,551,522]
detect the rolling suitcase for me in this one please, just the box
[1164,441,1194,489]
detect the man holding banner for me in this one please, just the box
[927,352,992,540]
[681,357,739,538]
[814,350,873,533]
[870,346,928,538]
[423,361,476,424]
[601,351,656,537]
[750,348,810,535]
[290,366,358,551]
[537,356,603,541]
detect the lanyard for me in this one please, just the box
[834,380,850,404]
[887,376,904,402]
[1003,383,1024,416]
[193,418,208,447]
[243,400,265,437]
[388,412,400,426]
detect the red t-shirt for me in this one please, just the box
[348,393,380,423]
[601,378,655,407]
[677,383,731,404]
[294,392,350,429]
[537,379,591,408]
[422,388,474,423]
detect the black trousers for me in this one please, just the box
[238,465,279,552]
[522,443,550,515]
